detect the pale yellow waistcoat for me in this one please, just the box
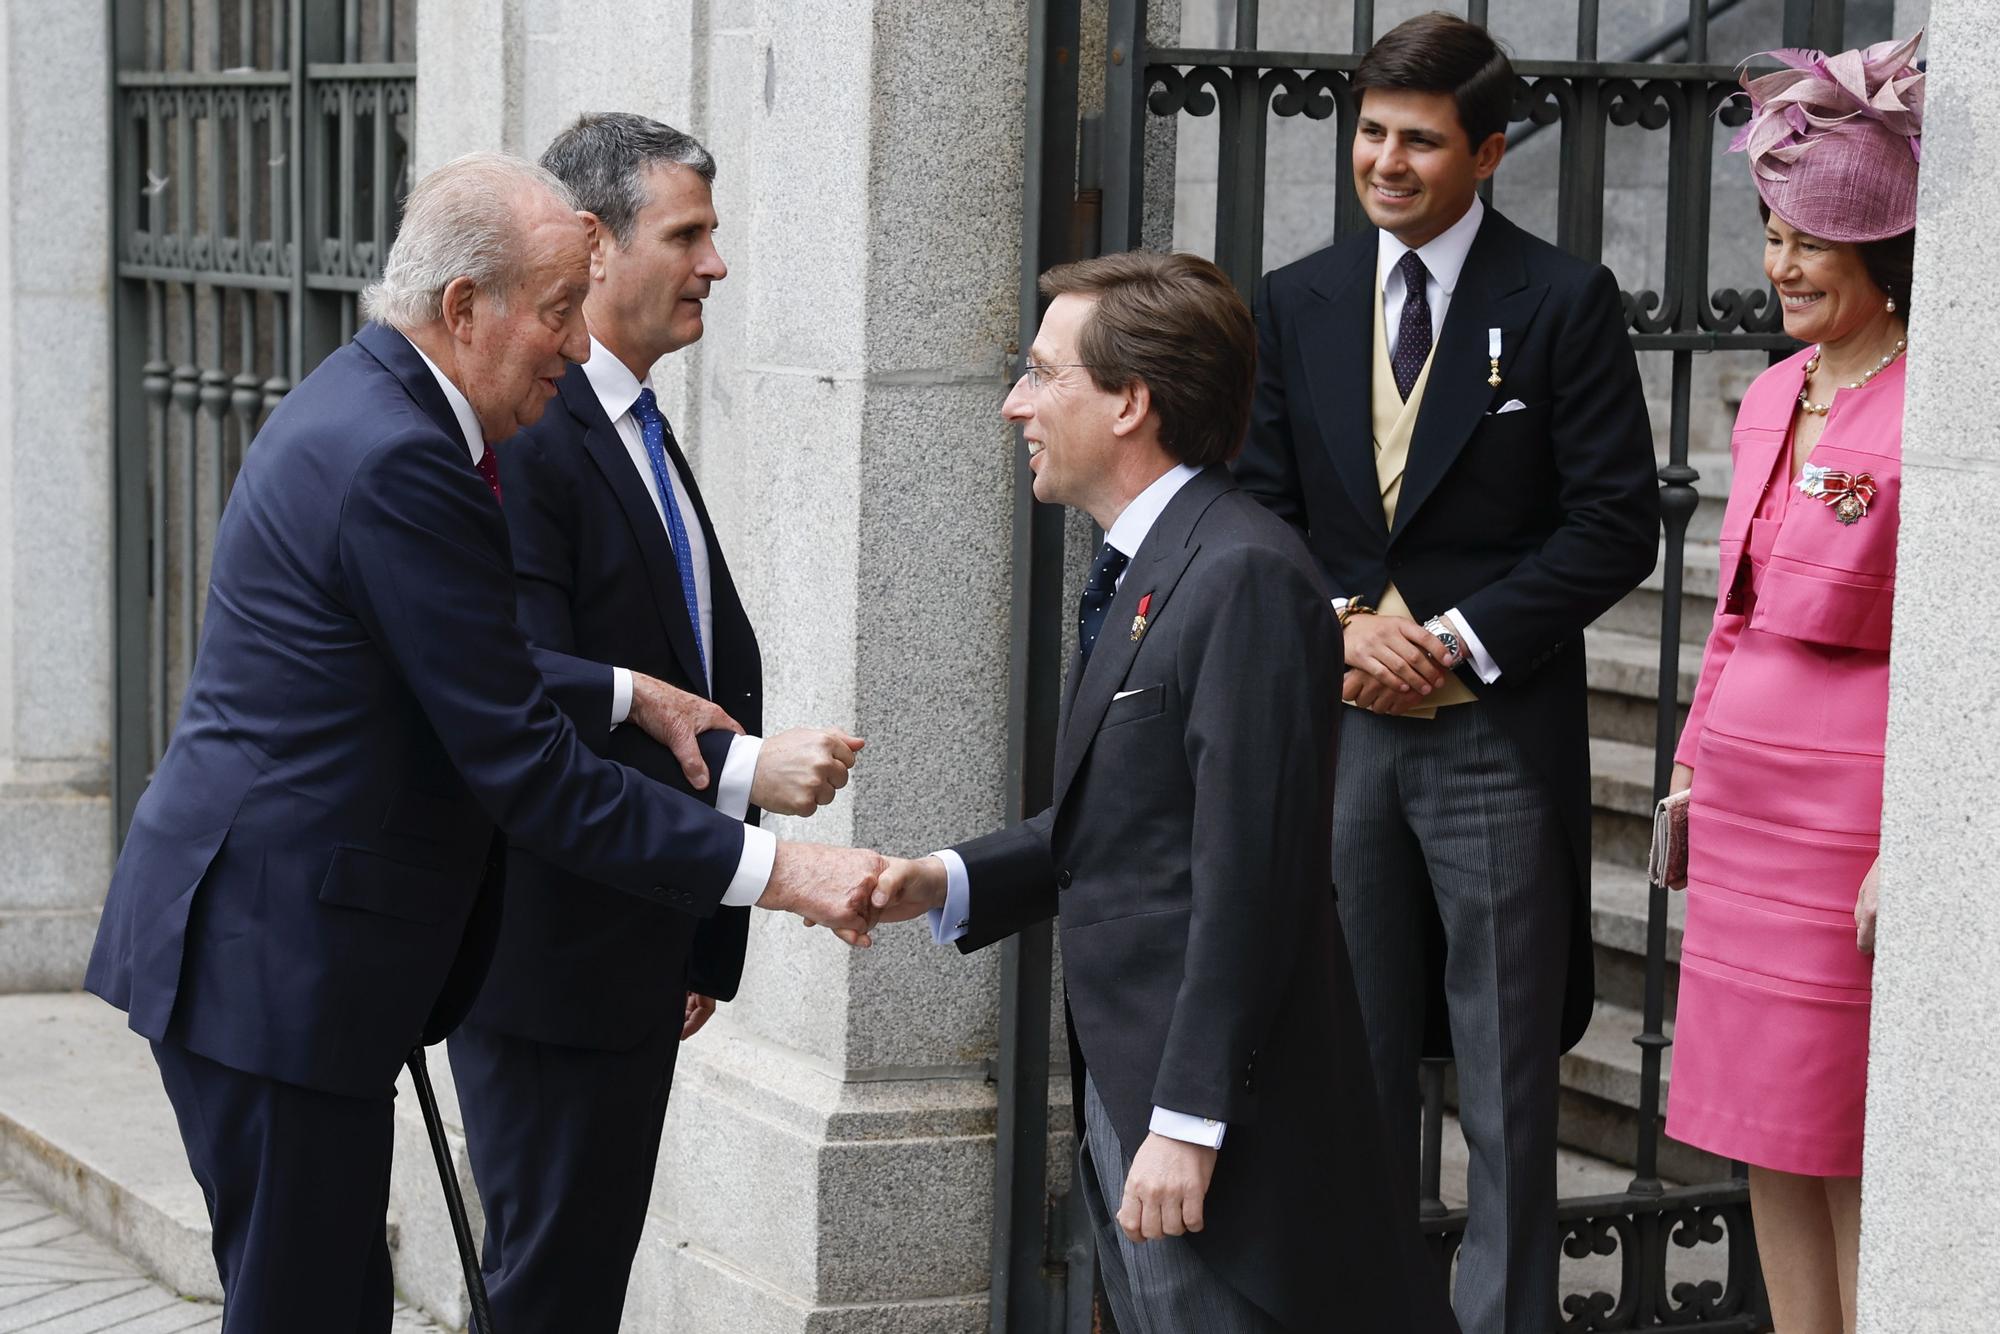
[1366,274,1475,715]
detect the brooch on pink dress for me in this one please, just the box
[1798,464,1878,526]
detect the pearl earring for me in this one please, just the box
[1885,294,1897,313]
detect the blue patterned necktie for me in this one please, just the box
[1077,542,1131,668]
[629,388,707,685]
[1392,249,1433,401]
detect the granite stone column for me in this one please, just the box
[0,0,114,990]
[1857,5,2000,1328]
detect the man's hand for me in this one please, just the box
[627,673,744,791]
[681,992,717,1041]
[1343,669,1430,716]
[751,727,865,817]
[1117,1133,1218,1243]
[760,841,885,946]
[1343,614,1451,697]
[1855,857,1880,955]
[872,856,949,925]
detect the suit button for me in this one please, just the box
[1056,869,1073,890]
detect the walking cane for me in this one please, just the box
[407,1046,497,1334]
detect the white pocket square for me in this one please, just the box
[1113,688,1144,700]
[1492,399,1528,415]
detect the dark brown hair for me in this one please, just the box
[1759,201,1917,316]
[1352,11,1515,149]
[1037,251,1256,468]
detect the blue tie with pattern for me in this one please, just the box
[630,388,707,686]
[1077,542,1131,668]
[1392,249,1432,401]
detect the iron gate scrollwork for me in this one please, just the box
[110,0,415,835]
[1006,0,1871,1330]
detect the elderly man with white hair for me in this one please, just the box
[85,152,885,1332]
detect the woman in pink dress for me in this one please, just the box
[1665,33,1923,1334]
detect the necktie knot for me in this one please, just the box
[1397,249,1429,294]
[1077,543,1131,667]
[632,386,663,429]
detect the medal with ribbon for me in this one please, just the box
[1130,592,1152,641]
[1797,463,1878,526]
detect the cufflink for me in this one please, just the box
[956,919,969,930]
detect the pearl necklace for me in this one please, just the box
[1797,339,1907,416]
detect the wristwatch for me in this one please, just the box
[1423,616,1465,667]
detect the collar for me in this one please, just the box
[579,333,655,426]
[1105,462,1202,559]
[1375,194,1485,298]
[405,334,488,465]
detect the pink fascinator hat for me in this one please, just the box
[1729,31,1924,242]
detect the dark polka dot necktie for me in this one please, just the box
[1392,249,1432,401]
[1077,542,1130,668]
[474,447,501,502]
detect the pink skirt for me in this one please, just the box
[1664,624,1883,1177]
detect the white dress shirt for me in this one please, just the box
[1360,195,1501,684]
[404,331,773,908]
[929,464,1225,1150]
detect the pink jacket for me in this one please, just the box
[1674,346,1904,766]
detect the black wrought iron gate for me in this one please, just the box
[109,0,414,834]
[1000,1,1870,1330]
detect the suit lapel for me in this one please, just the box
[1051,467,1230,809]
[559,370,710,693]
[1389,212,1549,544]
[355,322,471,458]
[1296,241,1384,528]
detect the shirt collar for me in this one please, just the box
[1105,462,1202,560]
[1375,193,1485,299]
[579,333,654,426]
[403,332,487,465]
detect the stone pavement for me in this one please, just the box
[0,1175,446,1333]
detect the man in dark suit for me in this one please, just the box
[1233,15,1660,1334]
[447,114,864,1332]
[869,251,1455,1333]
[84,152,883,1333]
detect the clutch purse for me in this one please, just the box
[1648,789,1690,888]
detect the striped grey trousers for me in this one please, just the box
[1079,1075,1285,1334]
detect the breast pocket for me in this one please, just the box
[1100,684,1165,730]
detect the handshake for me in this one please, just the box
[628,674,949,944]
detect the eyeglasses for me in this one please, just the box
[1016,361,1095,390]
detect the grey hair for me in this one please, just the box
[540,112,716,248]
[360,151,580,329]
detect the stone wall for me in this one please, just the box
[1858,0,2000,1327]
[0,0,113,991]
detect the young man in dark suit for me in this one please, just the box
[868,252,1455,1333]
[1233,15,1659,1334]
[83,153,884,1332]
[447,114,866,1334]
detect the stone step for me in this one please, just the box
[0,992,482,1326]
[1588,735,1659,870]
[1593,538,1721,647]
[1553,999,1729,1183]
[1585,628,1699,747]
[1589,859,1684,1015]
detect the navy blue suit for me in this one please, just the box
[448,358,761,1331]
[86,323,752,1331]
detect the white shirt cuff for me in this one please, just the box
[719,824,777,908]
[716,734,762,821]
[610,666,634,726]
[1149,1106,1227,1149]
[928,848,972,944]
[1442,607,1501,684]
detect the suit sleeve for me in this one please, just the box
[1152,547,1341,1125]
[337,432,744,913]
[1232,272,1310,530]
[949,807,1060,954]
[1453,264,1661,675]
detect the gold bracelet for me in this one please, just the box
[1337,599,1375,628]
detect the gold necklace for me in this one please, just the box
[1797,339,1907,416]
